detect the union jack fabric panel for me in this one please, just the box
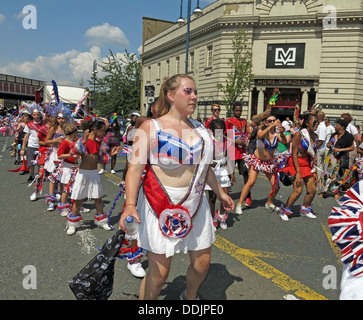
[328,180,363,277]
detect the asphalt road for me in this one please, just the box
[0,135,342,301]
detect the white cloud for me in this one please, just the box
[85,23,129,48]
[0,47,101,85]
[0,14,5,24]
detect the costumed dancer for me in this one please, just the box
[235,89,288,215]
[20,104,44,182]
[57,122,81,217]
[328,180,363,299]
[30,107,52,201]
[119,74,234,300]
[44,102,68,211]
[99,113,121,174]
[225,102,250,206]
[66,117,121,235]
[326,119,355,197]
[278,112,319,221]
[205,118,233,230]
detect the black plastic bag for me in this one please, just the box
[279,171,296,187]
[68,229,125,300]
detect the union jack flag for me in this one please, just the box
[328,180,363,277]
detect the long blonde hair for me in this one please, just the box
[157,74,195,117]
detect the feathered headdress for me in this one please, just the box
[51,79,60,104]
[50,101,71,119]
[28,102,43,115]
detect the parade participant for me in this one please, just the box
[279,112,319,221]
[99,113,121,174]
[205,118,233,230]
[235,114,288,215]
[327,119,355,184]
[57,122,80,216]
[341,113,361,167]
[44,104,68,211]
[30,109,52,201]
[315,111,327,193]
[20,104,44,183]
[66,117,121,235]
[204,104,223,129]
[226,102,250,205]
[119,74,234,300]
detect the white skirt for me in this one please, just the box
[44,149,58,173]
[137,186,215,258]
[60,161,77,185]
[71,169,103,200]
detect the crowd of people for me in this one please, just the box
[3,75,363,300]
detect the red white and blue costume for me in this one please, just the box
[137,119,214,258]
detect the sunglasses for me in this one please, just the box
[266,119,276,123]
[212,108,220,112]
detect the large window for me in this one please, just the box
[206,45,213,68]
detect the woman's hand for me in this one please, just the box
[110,145,121,156]
[119,205,141,234]
[219,192,234,211]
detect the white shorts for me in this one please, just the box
[137,186,215,258]
[71,169,103,200]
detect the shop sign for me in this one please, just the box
[266,43,305,69]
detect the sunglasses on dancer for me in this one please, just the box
[266,119,276,123]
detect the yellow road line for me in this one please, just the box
[213,235,328,300]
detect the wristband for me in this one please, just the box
[125,203,136,207]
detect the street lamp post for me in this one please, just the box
[177,0,203,74]
[92,59,98,113]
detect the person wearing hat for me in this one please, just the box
[20,105,44,183]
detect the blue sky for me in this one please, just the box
[0,0,215,85]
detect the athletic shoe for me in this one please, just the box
[30,192,37,201]
[279,204,291,222]
[110,169,116,174]
[47,202,55,211]
[98,169,104,174]
[27,176,34,183]
[94,218,112,230]
[245,197,252,207]
[265,202,280,211]
[300,205,317,219]
[80,206,90,213]
[180,289,200,300]
[127,262,146,278]
[235,204,243,214]
[60,208,70,217]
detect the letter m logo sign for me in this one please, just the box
[275,48,296,66]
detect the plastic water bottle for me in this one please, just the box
[124,216,138,240]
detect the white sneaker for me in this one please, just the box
[80,206,90,213]
[56,193,61,201]
[110,169,116,174]
[265,203,280,211]
[279,213,289,222]
[94,218,112,230]
[98,169,104,174]
[47,202,55,211]
[300,212,317,219]
[60,208,70,217]
[235,204,243,215]
[65,222,77,235]
[127,262,146,278]
[220,221,227,230]
[30,192,37,201]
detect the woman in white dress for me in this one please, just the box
[119,74,234,300]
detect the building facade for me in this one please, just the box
[141,0,363,125]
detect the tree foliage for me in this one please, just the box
[217,29,254,114]
[90,49,141,117]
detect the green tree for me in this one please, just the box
[90,49,141,117]
[217,29,254,114]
